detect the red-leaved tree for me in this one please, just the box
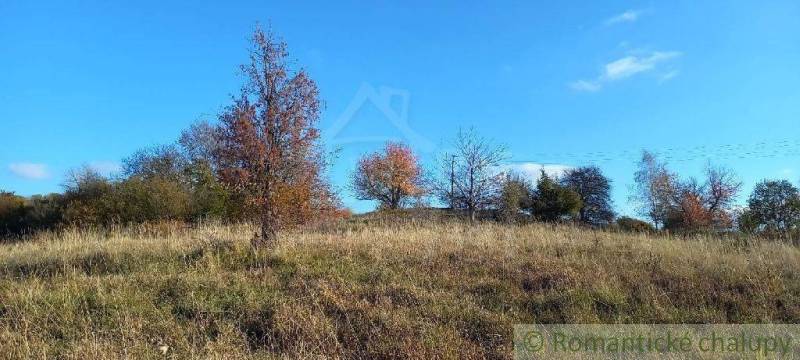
[350,142,426,209]
[215,27,341,247]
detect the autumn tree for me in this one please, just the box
[561,166,615,227]
[666,179,712,232]
[699,165,742,229]
[632,151,742,232]
[661,164,741,232]
[350,142,426,210]
[436,128,507,222]
[631,151,677,229]
[214,27,340,247]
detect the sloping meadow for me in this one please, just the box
[0,221,798,359]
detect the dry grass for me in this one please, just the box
[0,219,798,359]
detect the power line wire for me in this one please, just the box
[507,138,800,165]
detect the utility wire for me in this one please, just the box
[506,138,800,165]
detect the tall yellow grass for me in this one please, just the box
[0,220,798,359]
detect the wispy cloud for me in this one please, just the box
[659,69,680,83]
[605,52,681,80]
[89,161,122,176]
[497,163,573,182]
[569,80,602,92]
[604,9,644,25]
[8,163,50,180]
[570,51,682,92]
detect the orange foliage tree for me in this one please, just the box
[350,142,427,209]
[215,27,341,247]
[665,165,741,232]
[672,190,713,231]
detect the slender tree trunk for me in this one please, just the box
[390,190,400,210]
[469,206,476,222]
[253,193,277,248]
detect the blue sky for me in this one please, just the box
[1,0,799,215]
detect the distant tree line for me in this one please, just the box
[349,130,800,239]
[3,120,797,241]
[350,129,614,227]
[628,150,800,238]
[0,117,346,238]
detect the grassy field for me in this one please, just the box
[0,217,798,359]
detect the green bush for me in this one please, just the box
[530,171,582,222]
[185,162,232,221]
[0,191,27,236]
[113,176,191,223]
[739,180,800,236]
[615,216,656,233]
[0,192,64,238]
[23,194,63,230]
[61,168,117,226]
[496,175,532,223]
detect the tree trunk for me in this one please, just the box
[389,189,401,210]
[469,207,476,222]
[252,201,277,248]
[253,221,276,248]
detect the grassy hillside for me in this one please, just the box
[0,220,798,359]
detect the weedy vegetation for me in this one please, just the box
[0,213,798,359]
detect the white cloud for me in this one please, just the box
[569,80,602,92]
[571,51,682,92]
[89,161,122,176]
[604,10,644,25]
[8,163,50,180]
[604,56,653,80]
[497,163,573,182]
[604,52,681,80]
[659,70,680,83]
